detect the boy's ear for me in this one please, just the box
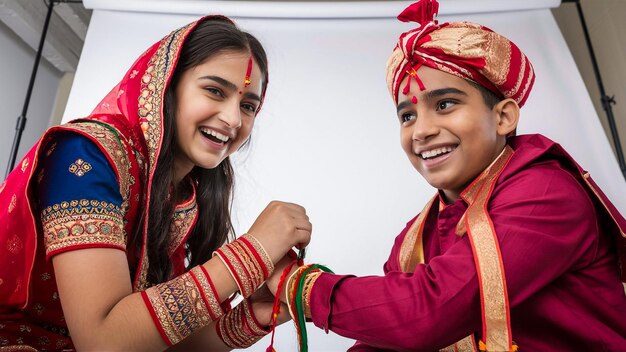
[494,98,520,136]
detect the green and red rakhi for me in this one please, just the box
[265,249,333,352]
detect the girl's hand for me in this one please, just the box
[248,201,312,264]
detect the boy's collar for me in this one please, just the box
[458,146,514,205]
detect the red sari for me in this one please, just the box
[0,17,222,350]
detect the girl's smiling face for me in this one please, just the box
[173,50,263,181]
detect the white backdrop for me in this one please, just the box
[65,1,626,350]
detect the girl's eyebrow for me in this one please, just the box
[198,75,261,102]
[198,75,237,92]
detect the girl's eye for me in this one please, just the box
[205,87,224,97]
[400,112,416,124]
[241,103,257,114]
[436,100,455,111]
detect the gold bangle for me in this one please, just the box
[302,271,323,319]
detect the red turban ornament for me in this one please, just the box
[386,0,535,107]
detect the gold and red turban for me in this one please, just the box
[386,0,535,107]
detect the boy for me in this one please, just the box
[269,1,626,350]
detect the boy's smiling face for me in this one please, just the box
[396,66,518,202]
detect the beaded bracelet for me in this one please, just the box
[141,265,224,345]
[214,233,274,298]
[215,297,270,348]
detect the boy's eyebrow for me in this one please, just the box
[198,75,262,102]
[425,87,468,100]
[396,100,412,114]
[397,87,468,114]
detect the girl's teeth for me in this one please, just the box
[201,128,229,142]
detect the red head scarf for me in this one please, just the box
[386,0,535,107]
[0,15,269,308]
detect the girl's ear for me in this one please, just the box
[494,98,520,137]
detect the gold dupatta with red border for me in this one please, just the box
[399,146,515,352]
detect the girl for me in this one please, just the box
[0,15,307,351]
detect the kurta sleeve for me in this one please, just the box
[38,133,126,259]
[308,160,599,351]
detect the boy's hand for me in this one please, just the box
[266,255,299,304]
[250,284,291,326]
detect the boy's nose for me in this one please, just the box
[411,116,438,141]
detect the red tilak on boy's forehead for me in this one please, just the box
[403,63,426,105]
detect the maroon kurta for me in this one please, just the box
[309,134,626,351]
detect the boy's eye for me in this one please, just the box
[436,100,456,111]
[400,112,416,124]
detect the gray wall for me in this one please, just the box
[553,0,626,171]
[0,20,62,176]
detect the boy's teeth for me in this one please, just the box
[421,146,454,159]
[200,128,229,142]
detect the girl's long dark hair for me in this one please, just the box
[144,17,268,284]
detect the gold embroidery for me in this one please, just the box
[168,197,198,256]
[425,26,511,86]
[440,335,477,352]
[464,147,513,351]
[242,233,274,277]
[403,147,514,351]
[45,142,57,156]
[144,271,212,345]
[8,194,16,213]
[0,346,39,351]
[134,24,192,292]
[399,196,436,272]
[303,271,322,319]
[21,157,29,172]
[6,234,23,255]
[41,199,126,255]
[242,298,268,336]
[216,245,254,297]
[68,158,93,177]
[231,240,263,287]
[139,25,190,167]
[216,298,268,348]
[189,266,223,321]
